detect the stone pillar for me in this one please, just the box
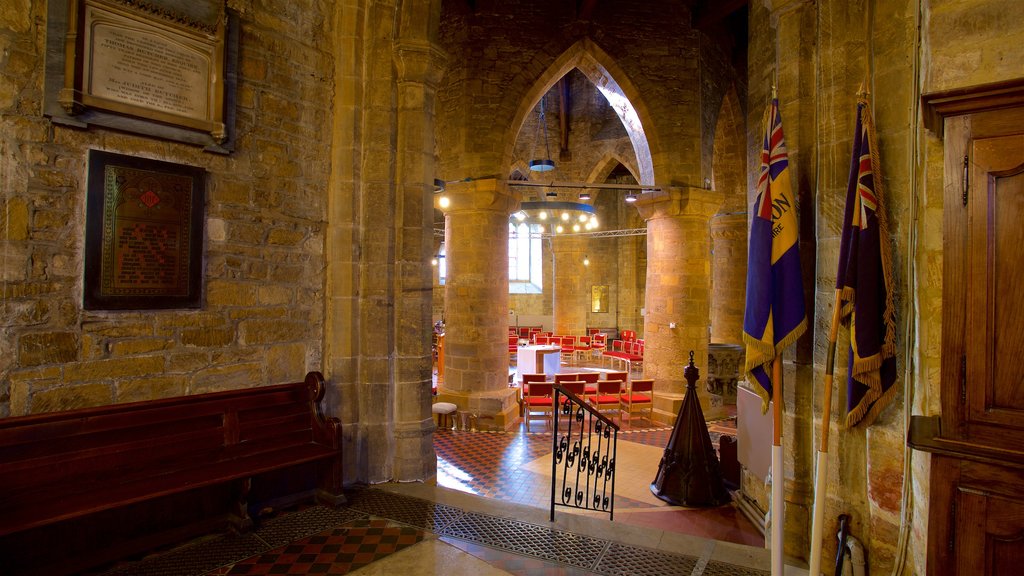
[709,213,748,345]
[552,234,588,336]
[436,178,520,430]
[391,40,447,481]
[634,187,722,422]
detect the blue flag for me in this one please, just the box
[742,98,808,413]
[838,100,897,427]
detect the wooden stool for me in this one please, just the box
[431,402,457,429]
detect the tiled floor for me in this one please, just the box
[93,488,775,576]
[434,407,763,547]
[89,362,776,576]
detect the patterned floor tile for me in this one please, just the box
[221,519,423,575]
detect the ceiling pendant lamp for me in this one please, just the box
[528,97,555,172]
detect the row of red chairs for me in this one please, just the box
[520,373,654,431]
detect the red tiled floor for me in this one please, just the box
[219,520,423,575]
[434,381,762,548]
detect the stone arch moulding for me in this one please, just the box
[711,83,747,215]
[503,38,658,187]
[586,151,640,186]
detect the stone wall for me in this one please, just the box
[1,0,332,418]
[748,0,1024,573]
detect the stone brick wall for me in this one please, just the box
[746,0,1024,573]
[1,0,331,417]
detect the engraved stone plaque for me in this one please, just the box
[45,0,236,152]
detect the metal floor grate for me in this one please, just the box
[359,489,769,576]
[441,510,609,569]
[94,488,769,576]
[254,504,368,548]
[346,487,465,531]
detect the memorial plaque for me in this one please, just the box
[45,0,237,152]
[84,150,205,310]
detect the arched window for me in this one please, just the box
[508,222,542,293]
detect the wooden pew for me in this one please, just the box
[0,371,343,575]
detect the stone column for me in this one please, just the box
[709,213,748,345]
[634,187,722,422]
[436,178,520,430]
[552,234,588,336]
[391,40,447,481]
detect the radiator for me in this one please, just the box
[737,383,772,481]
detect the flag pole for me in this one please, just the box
[771,355,784,576]
[808,289,843,575]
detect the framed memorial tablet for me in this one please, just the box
[84,150,206,310]
[45,0,238,153]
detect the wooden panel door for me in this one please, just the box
[965,134,1024,443]
[954,486,1024,574]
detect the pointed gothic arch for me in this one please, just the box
[503,39,658,186]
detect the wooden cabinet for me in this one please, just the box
[911,79,1024,576]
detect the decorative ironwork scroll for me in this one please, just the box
[84,150,206,310]
[550,385,619,521]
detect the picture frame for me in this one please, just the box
[83,150,206,310]
[591,285,609,313]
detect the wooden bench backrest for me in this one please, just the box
[0,372,335,498]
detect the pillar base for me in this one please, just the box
[652,390,730,426]
[434,386,520,431]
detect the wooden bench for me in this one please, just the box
[603,340,645,372]
[0,371,344,575]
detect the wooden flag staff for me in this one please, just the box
[808,289,843,575]
[771,356,784,576]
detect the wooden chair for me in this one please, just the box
[588,379,624,420]
[590,333,607,359]
[574,335,591,364]
[554,380,586,425]
[559,335,577,364]
[575,371,600,395]
[519,373,548,415]
[620,378,654,423]
[604,371,629,384]
[523,382,555,432]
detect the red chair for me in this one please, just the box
[518,373,547,416]
[574,335,591,364]
[590,333,607,359]
[620,378,654,422]
[588,379,624,420]
[523,382,555,432]
[604,371,628,385]
[559,336,577,364]
[552,380,585,425]
[575,371,600,395]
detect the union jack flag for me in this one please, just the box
[837,99,897,427]
[742,97,808,412]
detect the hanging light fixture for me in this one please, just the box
[578,190,591,200]
[510,201,598,235]
[528,97,555,172]
[624,192,638,203]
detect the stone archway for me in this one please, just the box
[710,84,748,345]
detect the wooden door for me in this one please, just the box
[953,461,1024,575]
[963,133,1024,444]
[918,81,1024,576]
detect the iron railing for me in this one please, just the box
[550,384,619,521]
